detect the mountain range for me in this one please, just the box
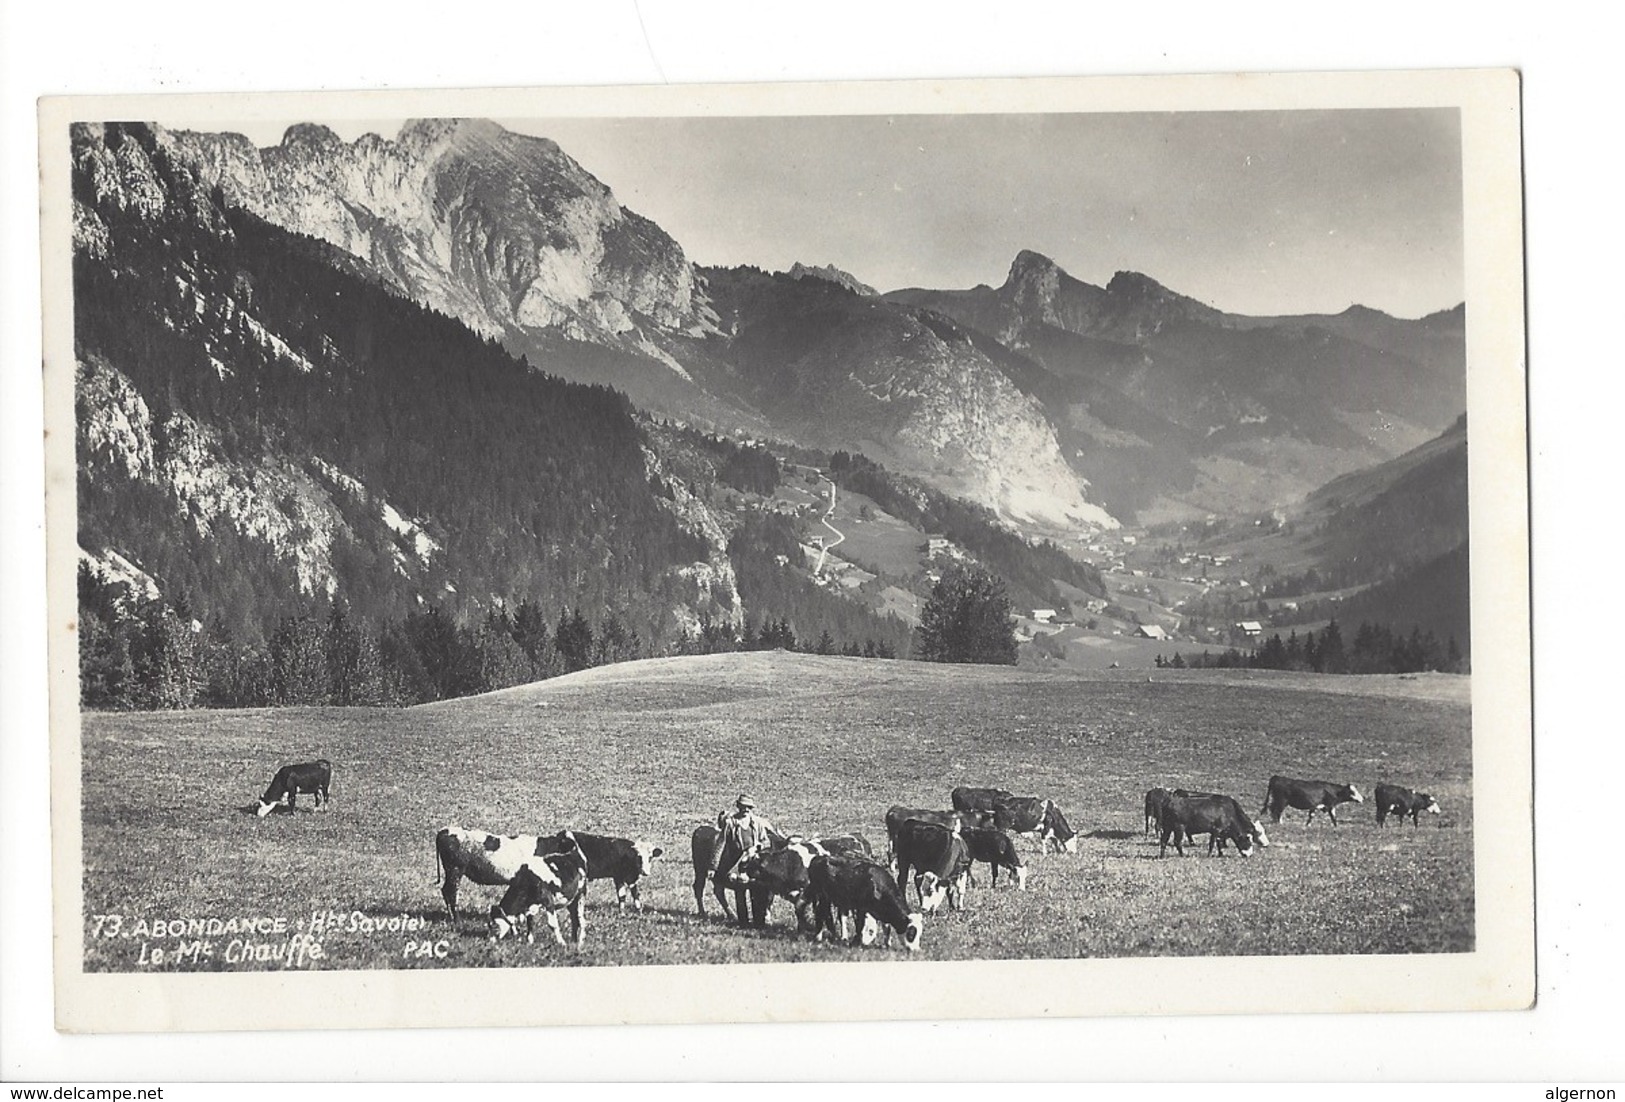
[152,118,1465,532]
[69,116,1471,681]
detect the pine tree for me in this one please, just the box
[914,564,1019,665]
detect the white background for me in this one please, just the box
[2,0,1612,1082]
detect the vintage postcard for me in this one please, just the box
[40,69,1530,1033]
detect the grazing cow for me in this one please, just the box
[951,786,1016,813]
[435,825,584,924]
[727,834,881,933]
[992,797,1078,854]
[1374,784,1441,827]
[690,824,732,919]
[1158,795,1269,858]
[255,759,331,817]
[536,831,663,911]
[488,839,590,946]
[892,819,973,913]
[806,854,922,952]
[727,838,826,931]
[961,826,1027,889]
[1261,775,1364,826]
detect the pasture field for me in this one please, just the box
[79,653,1472,972]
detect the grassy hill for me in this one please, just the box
[82,652,1472,972]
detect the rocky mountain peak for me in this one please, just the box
[160,117,713,355]
[1106,269,1221,329]
[1006,248,1062,286]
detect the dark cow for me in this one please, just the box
[812,833,875,861]
[1261,775,1364,826]
[883,806,989,859]
[1158,795,1270,858]
[951,786,1016,813]
[535,831,663,911]
[435,825,584,924]
[1144,787,1173,836]
[961,826,1027,890]
[1374,784,1441,827]
[255,759,331,817]
[488,838,589,946]
[992,797,1077,854]
[690,824,731,918]
[892,819,973,912]
[806,854,922,951]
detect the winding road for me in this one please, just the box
[813,472,845,578]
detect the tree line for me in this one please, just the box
[1154,619,1467,674]
[78,563,666,709]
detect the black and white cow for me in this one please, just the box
[1158,795,1270,858]
[992,796,1078,854]
[728,835,881,942]
[1374,784,1442,827]
[435,825,585,925]
[727,838,825,929]
[892,819,973,913]
[961,826,1027,890]
[806,854,922,952]
[488,839,590,947]
[1261,775,1364,826]
[535,831,663,911]
[255,759,331,817]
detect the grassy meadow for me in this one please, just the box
[79,652,1473,971]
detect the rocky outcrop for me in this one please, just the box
[158,118,713,353]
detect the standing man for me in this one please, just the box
[709,794,779,928]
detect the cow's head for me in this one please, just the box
[1012,863,1030,890]
[902,913,923,952]
[1421,796,1441,816]
[633,841,664,879]
[1345,785,1364,804]
[1045,802,1078,853]
[725,847,765,888]
[1252,822,1271,848]
[489,865,555,942]
[254,794,289,818]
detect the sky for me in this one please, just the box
[203,109,1462,319]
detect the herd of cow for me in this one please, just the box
[253,760,1441,956]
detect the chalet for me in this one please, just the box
[1236,621,1264,637]
[1136,624,1169,640]
[923,536,951,555]
[1031,609,1058,624]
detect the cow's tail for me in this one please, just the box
[432,833,442,887]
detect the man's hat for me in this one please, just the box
[736,793,756,810]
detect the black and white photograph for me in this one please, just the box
[37,71,1529,1033]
